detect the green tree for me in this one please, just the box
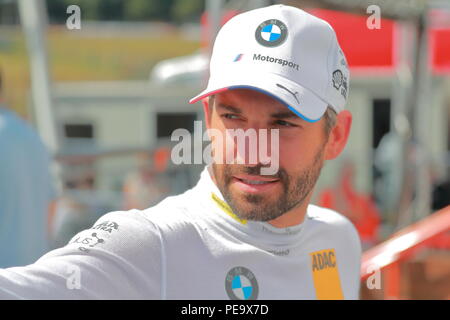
[46,0,104,22]
[124,0,175,21]
[97,0,125,21]
[171,0,204,24]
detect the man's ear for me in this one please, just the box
[324,110,352,160]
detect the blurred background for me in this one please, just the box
[0,0,449,299]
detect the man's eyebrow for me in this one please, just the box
[217,103,242,114]
[217,104,300,120]
[270,111,299,119]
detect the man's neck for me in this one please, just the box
[267,198,310,228]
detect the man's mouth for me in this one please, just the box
[239,179,276,185]
[234,174,279,182]
[231,174,280,192]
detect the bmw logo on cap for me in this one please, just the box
[225,266,259,300]
[255,19,288,47]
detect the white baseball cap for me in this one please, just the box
[189,4,350,122]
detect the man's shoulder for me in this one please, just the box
[307,204,361,241]
[70,191,201,244]
[64,209,161,249]
[84,192,196,235]
[308,204,351,225]
[140,191,204,231]
[306,205,362,262]
[39,208,163,265]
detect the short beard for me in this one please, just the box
[212,146,325,222]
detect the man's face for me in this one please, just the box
[207,88,330,222]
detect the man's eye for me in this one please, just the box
[221,114,240,120]
[275,120,296,127]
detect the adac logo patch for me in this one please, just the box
[225,266,259,300]
[309,248,344,300]
[255,19,288,47]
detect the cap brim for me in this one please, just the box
[189,72,328,122]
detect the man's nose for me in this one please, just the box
[235,126,275,167]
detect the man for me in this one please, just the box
[0,5,360,299]
[0,69,56,268]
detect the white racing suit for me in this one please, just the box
[0,166,361,299]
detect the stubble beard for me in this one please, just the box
[212,146,326,222]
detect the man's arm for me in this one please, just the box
[0,210,162,299]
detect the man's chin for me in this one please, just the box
[225,192,281,221]
[229,186,278,205]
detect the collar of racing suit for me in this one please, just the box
[194,165,311,250]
